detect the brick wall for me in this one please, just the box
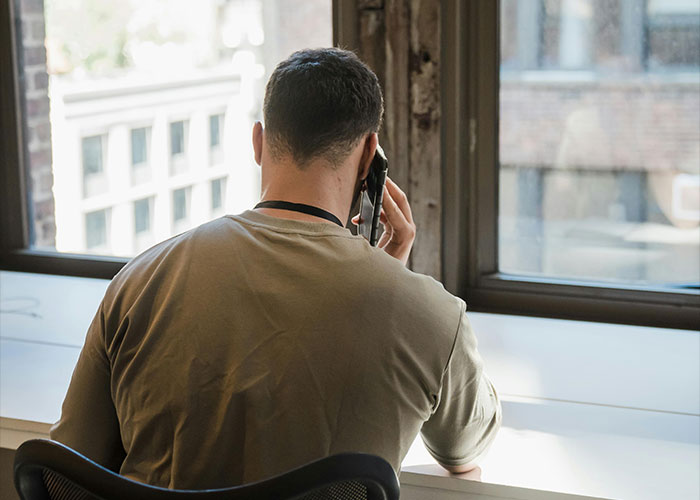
[20,0,55,248]
[500,78,700,173]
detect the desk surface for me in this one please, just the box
[1,270,698,500]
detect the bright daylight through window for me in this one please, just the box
[499,0,700,288]
[21,0,331,258]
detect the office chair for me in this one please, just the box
[14,439,400,500]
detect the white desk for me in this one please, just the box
[2,271,698,499]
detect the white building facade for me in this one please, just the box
[50,68,261,257]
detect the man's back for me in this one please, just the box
[51,211,499,488]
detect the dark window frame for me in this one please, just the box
[0,0,138,277]
[441,0,699,330]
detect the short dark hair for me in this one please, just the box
[263,48,384,166]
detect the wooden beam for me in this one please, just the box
[408,0,441,279]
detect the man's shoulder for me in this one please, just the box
[105,218,231,297]
[353,247,466,342]
[364,246,462,308]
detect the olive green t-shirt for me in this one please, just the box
[50,210,501,489]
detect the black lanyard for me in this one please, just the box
[254,200,344,228]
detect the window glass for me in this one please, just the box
[210,114,222,149]
[648,0,700,69]
[131,128,148,166]
[173,188,189,223]
[134,198,151,234]
[170,121,186,157]
[499,0,700,286]
[82,135,103,175]
[85,209,108,249]
[82,135,107,198]
[211,177,227,212]
[20,0,332,256]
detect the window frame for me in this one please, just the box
[441,0,699,330]
[0,0,136,278]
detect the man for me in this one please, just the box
[51,48,501,489]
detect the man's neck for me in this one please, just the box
[256,156,358,226]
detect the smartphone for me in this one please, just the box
[358,144,388,246]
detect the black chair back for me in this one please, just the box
[14,439,400,500]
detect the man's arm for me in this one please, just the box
[50,302,125,471]
[420,312,502,474]
[373,176,501,471]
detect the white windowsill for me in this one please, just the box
[1,270,698,499]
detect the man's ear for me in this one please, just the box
[358,132,378,181]
[252,121,263,166]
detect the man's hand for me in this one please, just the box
[353,177,416,266]
[442,464,482,480]
[378,178,416,265]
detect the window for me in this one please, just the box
[209,113,224,166]
[210,114,222,150]
[85,209,108,249]
[131,126,151,185]
[169,120,188,175]
[1,0,332,272]
[499,0,700,286]
[81,135,106,198]
[211,177,227,213]
[500,0,700,72]
[648,0,700,69]
[172,187,190,226]
[442,1,699,329]
[133,198,151,235]
[82,135,103,175]
[170,121,186,158]
[131,127,148,166]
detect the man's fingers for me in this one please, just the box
[377,228,391,249]
[385,177,414,224]
[382,185,411,237]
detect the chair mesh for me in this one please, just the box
[42,469,102,500]
[39,468,372,500]
[298,480,368,500]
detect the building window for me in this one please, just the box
[81,134,107,198]
[210,114,222,149]
[82,135,103,175]
[85,209,108,249]
[131,127,148,166]
[500,0,700,72]
[133,198,151,234]
[172,187,190,224]
[211,177,227,213]
[647,0,700,69]
[131,127,151,185]
[169,120,188,175]
[209,113,224,166]
[170,121,186,157]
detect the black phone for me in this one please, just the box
[358,144,388,246]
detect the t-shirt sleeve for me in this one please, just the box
[420,309,502,467]
[49,301,125,471]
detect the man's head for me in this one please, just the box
[262,48,384,167]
